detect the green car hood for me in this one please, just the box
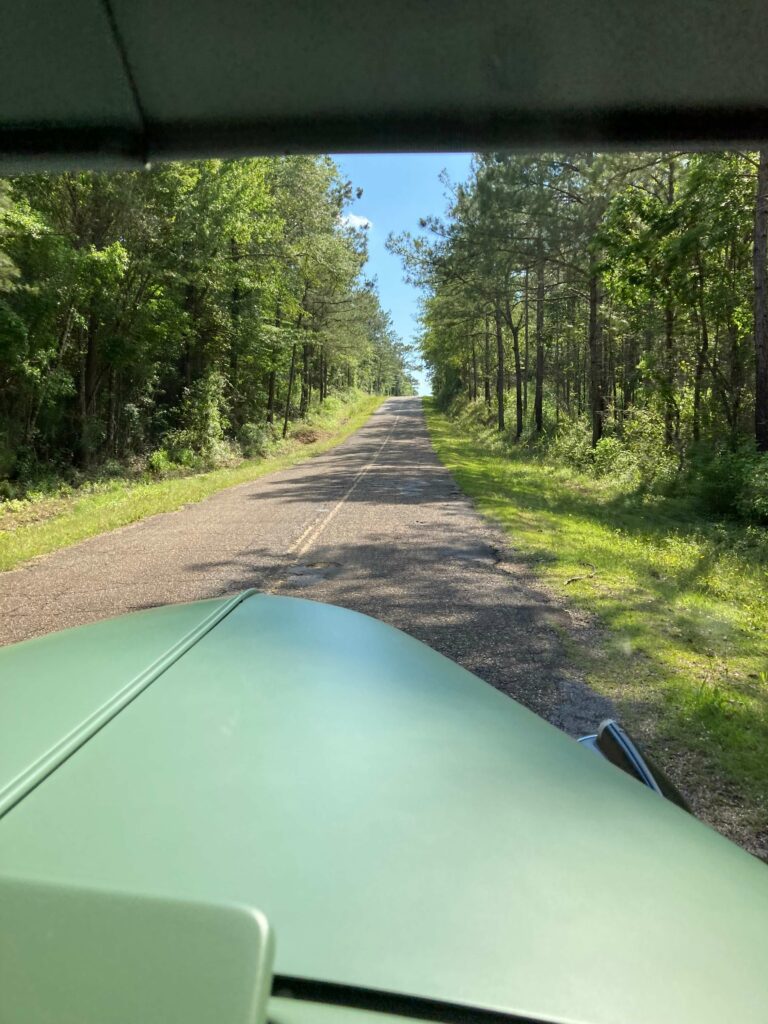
[0,591,249,817]
[0,592,766,1024]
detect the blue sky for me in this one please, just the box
[336,154,473,394]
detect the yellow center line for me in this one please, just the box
[287,414,400,559]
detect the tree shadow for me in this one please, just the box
[183,516,610,738]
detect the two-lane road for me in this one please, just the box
[0,397,611,733]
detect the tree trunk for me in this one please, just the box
[534,241,545,433]
[692,253,709,444]
[299,342,312,417]
[483,314,492,407]
[24,303,76,449]
[523,268,530,415]
[622,333,636,424]
[282,343,297,438]
[470,332,478,401]
[504,297,523,439]
[754,149,768,451]
[494,302,505,432]
[663,300,676,446]
[588,265,604,446]
[663,159,678,447]
[79,314,99,469]
[268,303,281,425]
[181,283,197,387]
[511,322,523,439]
[266,369,276,424]
[106,367,117,455]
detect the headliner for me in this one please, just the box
[2,0,768,169]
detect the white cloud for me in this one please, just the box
[342,213,372,230]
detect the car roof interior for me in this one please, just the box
[2,0,768,170]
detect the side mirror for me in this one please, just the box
[579,719,692,814]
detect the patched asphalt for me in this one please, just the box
[0,397,612,736]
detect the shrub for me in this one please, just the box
[239,422,272,458]
[102,459,125,478]
[0,479,18,501]
[312,394,346,419]
[592,436,625,477]
[549,419,594,471]
[174,446,200,469]
[177,372,229,461]
[161,428,239,470]
[434,369,463,409]
[694,451,740,515]
[545,409,680,492]
[621,407,677,491]
[689,443,768,523]
[147,449,173,477]
[0,432,17,481]
[735,452,768,525]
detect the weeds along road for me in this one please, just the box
[0,397,611,735]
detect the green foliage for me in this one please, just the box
[690,444,768,523]
[549,419,594,471]
[620,407,671,474]
[238,422,273,458]
[0,158,415,499]
[591,436,625,477]
[147,449,174,477]
[427,399,768,845]
[0,393,383,571]
[172,372,230,464]
[736,454,768,524]
[403,150,766,507]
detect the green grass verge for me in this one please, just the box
[0,394,384,572]
[424,398,768,837]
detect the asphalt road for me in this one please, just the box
[0,397,612,735]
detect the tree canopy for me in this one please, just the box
[0,156,414,485]
[392,152,768,468]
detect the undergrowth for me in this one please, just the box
[426,397,768,847]
[0,392,383,571]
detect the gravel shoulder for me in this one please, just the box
[0,397,611,736]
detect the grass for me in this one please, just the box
[424,398,768,846]
[0,393,384,572]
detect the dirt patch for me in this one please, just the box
[291,428,323,444]
[0,497,72,532]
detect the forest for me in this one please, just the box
[0,156,413,495]
[392,152,768,523]
[395,153,768,841]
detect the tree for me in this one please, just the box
[0,157,412,487]
[754,150,768,452]
[404,149,765,472]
